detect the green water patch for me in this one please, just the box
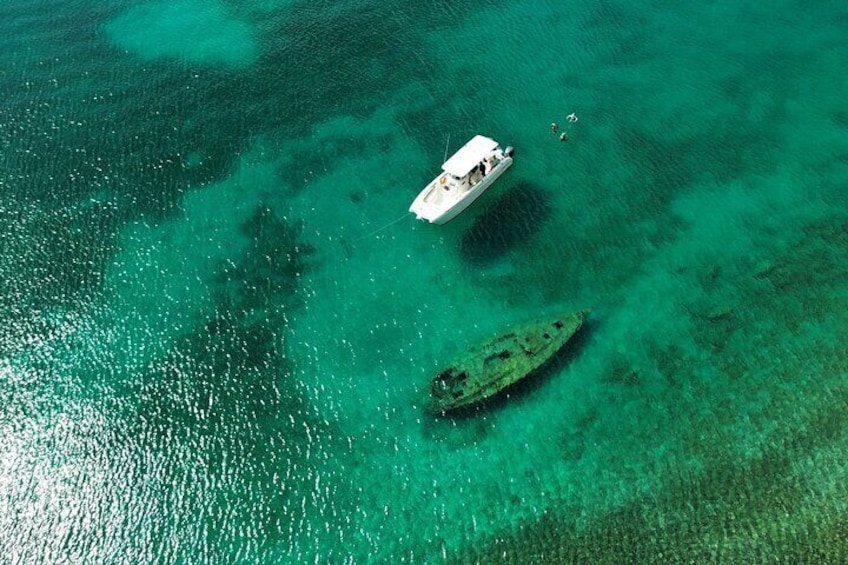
[444,211,848,562]
[214,205,315,315]
[0,197,336,562]
[100,205,355,561]
[104,0,258,68]
[455,403,848,564]
[117,312,337,561]
[453,376,848,563]
[696,217,848,383]
[277,126,397,197]
[0,198,120,357]
[0,0,467,345]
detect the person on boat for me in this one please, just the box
[550,122,558,134]
[567,113,578,123]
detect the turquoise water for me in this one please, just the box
[2,0,848,562]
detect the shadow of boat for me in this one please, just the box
[459,181,552,266]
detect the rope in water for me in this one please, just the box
[355,212,411,241]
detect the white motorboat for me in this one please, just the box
[409,135,514,224]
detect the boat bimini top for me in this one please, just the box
[441,135,499,178]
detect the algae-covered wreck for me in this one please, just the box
[428,310,588,413]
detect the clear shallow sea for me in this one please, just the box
[2,0,848,563]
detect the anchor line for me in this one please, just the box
[355,212,410,241]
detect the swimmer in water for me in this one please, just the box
[567,113,578,123]
[551,122,558,134]
[560,132,568,141]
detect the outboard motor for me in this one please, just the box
[505,146,515,158]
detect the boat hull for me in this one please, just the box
[429,158,512,224]
[428,310,588,413]
[410,147,513,224]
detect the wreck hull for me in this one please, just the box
[428,310,587,413]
